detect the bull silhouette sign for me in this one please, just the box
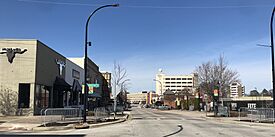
[0,48,27,63]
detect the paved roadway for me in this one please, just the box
[2,107,275,137]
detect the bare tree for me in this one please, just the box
[0,86,18,115]
[196,55,240,98]
[112,61,130,118]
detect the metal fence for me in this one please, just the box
[93,107,109,122]
[105,105,124,114]
[41,108,82,126]
[238,107,274,123]
[218,106,229,117]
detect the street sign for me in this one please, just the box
[87,84,99,88]
[82,84,100,94]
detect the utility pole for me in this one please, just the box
[270,7,275,109]
[83,4,119,123]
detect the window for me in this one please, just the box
[188,82,192,84]
[171,78,176,80]
[165,78,170,80]
[182,82,187,84]
[177,86,181,87]
[177,82,181,84]
[188,78,192,80]
[18,83,30,108]
[177,78,181,80]
[171,82,176,84]
[165,82,170,84]
[72,69,80,79]
[182,78,186,80]
[35,85,50,109]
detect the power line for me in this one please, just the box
[18,0,273,9]
[17,0,101,7]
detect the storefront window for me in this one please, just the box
[35,85,50,109]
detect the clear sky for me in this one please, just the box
[1,0,275,93]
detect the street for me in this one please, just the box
[2,107,275,137]
[72,107,275,137]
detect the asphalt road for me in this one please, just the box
[70,107,275,137]
[2,107,275,137]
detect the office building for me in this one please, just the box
[155,70,198,95]
[230,82,244,98]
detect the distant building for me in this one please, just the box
[127,92,147,104]
[230,82,244,98]
[127,91,158,104]
[155,70,198,95]
[101,72,111,89]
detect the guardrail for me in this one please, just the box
[42,108,82,126]
[238,107,274,123]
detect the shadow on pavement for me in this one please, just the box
[0,135,85,137]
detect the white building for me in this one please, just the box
[230,82,244,98]
[127,91,159,104]
[127,92,147,104]
[155,70,198,95]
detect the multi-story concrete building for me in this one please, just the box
[230,82,244,98]
[155,70,199,95]
[127,92,147,104]
[127,91,158,104]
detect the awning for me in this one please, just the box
[88,92,102,98]
[72,79,82,92]
[54,77,71,91]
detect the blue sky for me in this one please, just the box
[1,0,275,93]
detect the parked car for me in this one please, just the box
[158,105,171,110]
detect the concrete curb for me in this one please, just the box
[90,115,128,128]
[31,114,129,131]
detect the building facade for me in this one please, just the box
[127,91,158,105]
[101,72,111,89]
[0,39,80,115]
[68,58,111,109]
[229,82,244,98]
[155,71,199,95]
[0,39,110,115]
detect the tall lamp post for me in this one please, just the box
[153,79,163,97]
[271,6,275,109]
[83,4,119,123]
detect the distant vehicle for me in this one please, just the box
[158,105,171,110]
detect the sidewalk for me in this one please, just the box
[162,109,275,127]
[0,112,130,132]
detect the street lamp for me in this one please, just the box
[270,6,275,109]
[83,4,119,123]
[153,79,163,95]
